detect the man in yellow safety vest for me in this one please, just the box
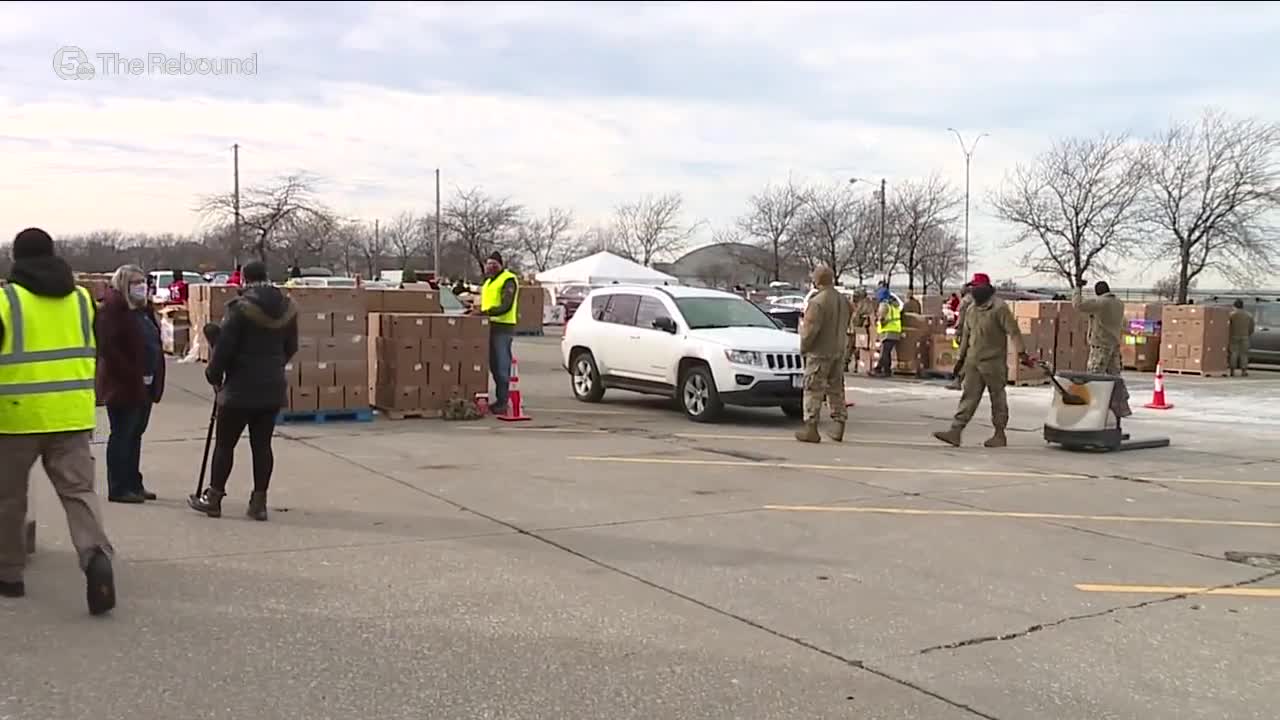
[476,251,519,415]
[0,228,117,615]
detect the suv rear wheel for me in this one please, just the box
[680,364,723,423]
[570,351,606,403]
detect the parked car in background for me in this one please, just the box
[1205,296,1279,366]
[562,285,805,422]
[286,276,358,288]
[754,302,802,332]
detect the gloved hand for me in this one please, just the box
[1019,352,1034,367]
[204,366,222,388]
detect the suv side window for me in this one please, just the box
[591,294,610,320]
[602,293,641,326]
[1257,304,1279,327]
[635,296,672,331]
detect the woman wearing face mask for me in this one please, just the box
[95,265,165,503]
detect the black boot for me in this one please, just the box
[246,492,268,522]
[0,580,24,598]
[85,549,115,617]
[187,488,225,518]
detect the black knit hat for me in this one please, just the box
[487,251,503,264]
[12,228,55,260]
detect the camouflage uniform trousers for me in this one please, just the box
[1088,343,1131,415]
[1229,338,1250,371]
[802,354,847,423]
[951,361,1008,432]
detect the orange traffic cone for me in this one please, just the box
[1144,363,1175,410]
[497,355,532,422]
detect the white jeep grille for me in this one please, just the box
[765,353,804,371]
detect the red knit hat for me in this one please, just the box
[970,272,991,286]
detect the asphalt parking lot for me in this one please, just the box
[5,331,1279,720]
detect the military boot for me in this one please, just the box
[984,429,1008,448]
[794,422,821,443]
[187,488,225,518]
[827,421,846,442]
[246,492,268,522]
[932,429,963,447]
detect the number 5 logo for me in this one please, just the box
[53,46,94,80]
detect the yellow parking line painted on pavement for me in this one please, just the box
[1075,583,1280,598]
[763,504,1280,529]
[674,433,1006,449]
[569,455,1081,479]
[1129,477,1280,489]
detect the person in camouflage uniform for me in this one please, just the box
[796,265,852,444]
[1073,281,1124,375]
[1228,299,1255,377]
[844,288,872,372]
[932,274,1027,448]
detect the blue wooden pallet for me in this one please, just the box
[276,407,374,424]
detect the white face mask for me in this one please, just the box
[128,283,148,302]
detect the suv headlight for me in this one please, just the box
[725,350,763,366]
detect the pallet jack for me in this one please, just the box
[1039,362,1171,452]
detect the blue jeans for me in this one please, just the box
[106,403,151,497]
[489,331,514,410]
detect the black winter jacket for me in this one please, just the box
[205,284,299,409]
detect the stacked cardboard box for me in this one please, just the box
[516,285,545,335]
[368,313,491,417]
[929,329,960,375]
[867,313,938,375]
[74,274,111,302]
[188,284,241,361]
[158,306,190,356]
[1161,305,1230,376]
[1011,314,1056,384]
[365,287,443,314]
[1122,303,1163,372]
[282,287,369,413]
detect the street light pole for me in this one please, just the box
[946,128,988,279]
[850,176,888,283]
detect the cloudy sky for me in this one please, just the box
[2,1,1277,286]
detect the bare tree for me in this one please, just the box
[991,133,1147,288]
[383,212,423,271]
[792,182,861,279]
[891,174,961,292]
[1140,109,1280,303]
[848,197,883,285]
[613,192,701,266]
[919,228,965,294]
[197,173,335,262]
[735,179,810,281]
[358,221,388,279]
[518,207,580,272]
[442,187,524,273]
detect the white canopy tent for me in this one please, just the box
[535,251,679,287]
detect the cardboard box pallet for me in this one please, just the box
[1160,304,1230,376]
[369,312,491,418]
[1122,302,1163,372]
[281,286,370,415]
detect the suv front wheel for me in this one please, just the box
[680,364,724,423]
[570,351,606,403]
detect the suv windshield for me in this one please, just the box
[439,287,465,312]
[676,297,779,330]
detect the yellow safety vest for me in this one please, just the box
[876,303,902,335]
[480,270,519,326]
[0,283,97,434]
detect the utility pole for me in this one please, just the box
[434,168,442,278]
[232,143,242,264]
[947,128,988,279]
[879,178,886,275]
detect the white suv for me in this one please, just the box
[561,285,805,422]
